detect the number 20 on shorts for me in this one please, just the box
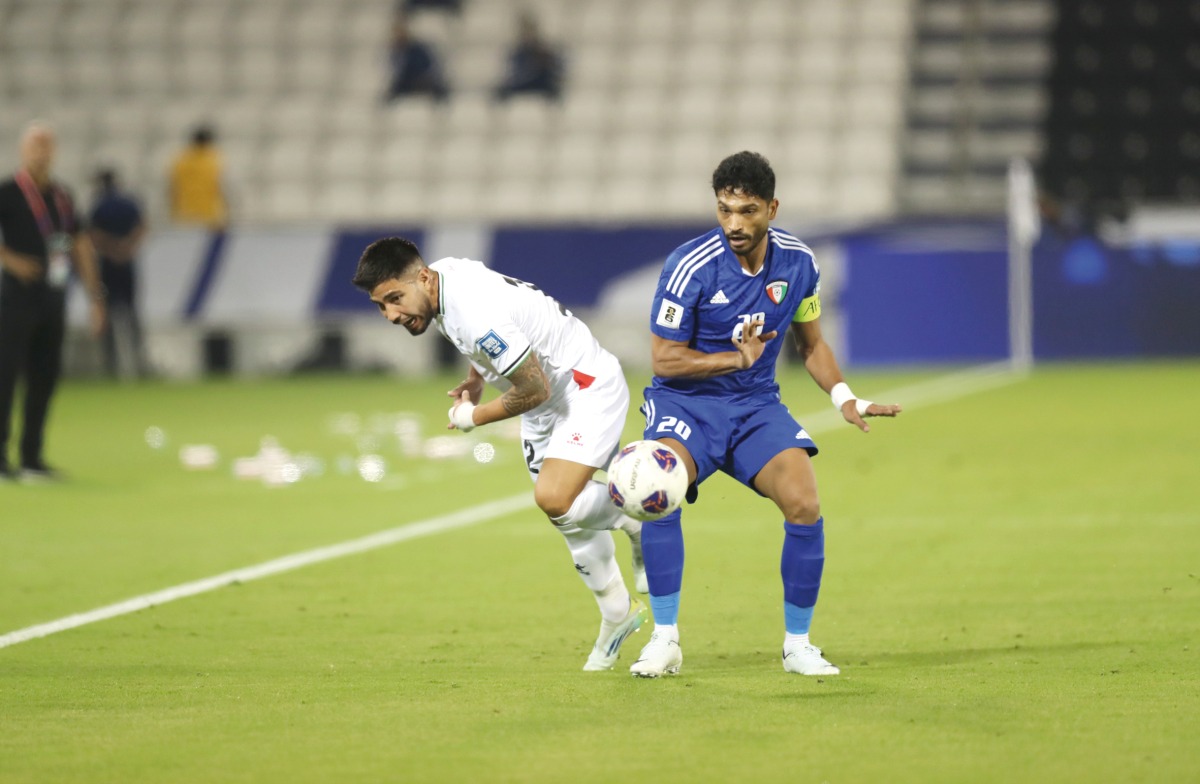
[655,416,692,440]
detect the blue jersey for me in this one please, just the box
[649,226,822,400]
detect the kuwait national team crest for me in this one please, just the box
[766,280,789,305]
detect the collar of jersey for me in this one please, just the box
[436,270,445,316]
[718,228,771,278]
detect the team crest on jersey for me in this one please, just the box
[476,330,509,359]
[766,280,789,305]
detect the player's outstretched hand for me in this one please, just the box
[447,374,484,406]
[840,401,903,433]
[731,318,778,369]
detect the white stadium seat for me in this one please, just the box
[559,93,613,135]
[4,4,63,49]
[314,180,377,224]
[611,87,672,134]
[615,47,675,92]
[569,43,621,91]
[541,177,601,220]
[461,2,516,45]
[262,138,320,183]
[453,47,508,93]
[489,178,548,221]
[378,138,435,185]
[545,132,606,182]
[443,95,495,135]
[61,5,120,50]
[263,182,318,224]
[492,135,551,181]
[316,142,377,183]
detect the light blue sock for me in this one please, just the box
[649,591,680,626]
[784,602,815,635]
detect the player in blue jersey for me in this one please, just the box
[629,151,901,677]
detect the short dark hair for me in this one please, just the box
[192,125,215,146]
[352,237,426,291]
[712,151,776,201]
[94,167,118,190]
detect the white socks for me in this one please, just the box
[651,623,679,640]
[594,575,633,627]
[552,482,634,623]
[784,632,810,647]
[552,518,628,623]
[564,480,630,532]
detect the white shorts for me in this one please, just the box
[520,355,630,482]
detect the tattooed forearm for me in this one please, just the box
[500,354,550,416]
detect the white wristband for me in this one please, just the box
[448,400,477,432]
[831,382,874,417]
[830,382,855,411]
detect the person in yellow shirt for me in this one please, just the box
[169,125,227,229]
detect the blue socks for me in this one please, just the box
[781,517,825,634]
[642,508,684,626]
[642,511,826,634]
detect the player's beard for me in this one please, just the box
[401,315,428,335]
[726,228,764,256]
[397,294,436,335]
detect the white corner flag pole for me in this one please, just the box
[1007,157,1039,372]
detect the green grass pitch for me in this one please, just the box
[2,362,1198,783]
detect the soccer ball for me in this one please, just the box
[607,440,688,522]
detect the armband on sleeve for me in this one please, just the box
[793,293,821,323]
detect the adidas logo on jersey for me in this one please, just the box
[709,290,730,304]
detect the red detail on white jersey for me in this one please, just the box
[572,369,595,389]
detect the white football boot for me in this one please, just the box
[629,627,683,678]
[781,640,840,675]
[583,598,648,671]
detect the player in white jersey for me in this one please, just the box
[352,237,648,671]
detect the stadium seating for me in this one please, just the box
[899,0,1054,214]
[0,0,916,224]
[1039,0,1200,208]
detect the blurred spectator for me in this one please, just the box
[169,125,228,229]
[89,168,149,379]
[495,13,563,102]
[0,122,106,482]
[397,0,462,13]
[385,17,450,103]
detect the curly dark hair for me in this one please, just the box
[711,151,776,201]
[352,237,426,291]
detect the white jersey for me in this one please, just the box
[431,257,616,410]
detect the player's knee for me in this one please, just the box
[781,495,821,526]
[534,483,574,520]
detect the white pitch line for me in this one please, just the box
[0,492,535,650]
[0,361,1026,651]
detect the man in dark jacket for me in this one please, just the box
[89,168,149,378]
[0,122,106,481]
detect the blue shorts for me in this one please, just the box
[640,387,818,495]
